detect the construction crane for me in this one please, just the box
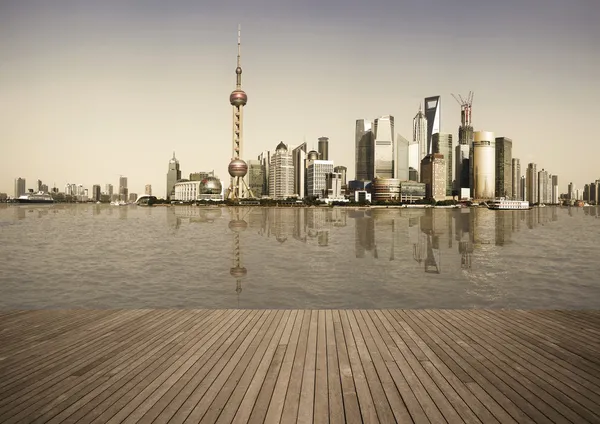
[452,91,474,126]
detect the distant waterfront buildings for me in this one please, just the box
[495,137,513,198]
[424,96,441,155]
[333,166,347,189]
[14,177,25,198]
[432,133,453,196]
[105,184,114,197]
[247,160,263,198]
[92,185,101,202]
[119,176,128,202]
[258,150,271,196]
[166,152,181,200]
[145,184,152,196]
[292,143,308,198]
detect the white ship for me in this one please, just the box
[487,198,531,210]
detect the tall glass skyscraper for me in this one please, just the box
[495,137,513,198]
[373,115,395,179]
[355,119,374,181]
[413,105,427,177]
[424,96,441,155]
[512,158,521,200]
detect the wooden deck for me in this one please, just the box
[0,310,599,423]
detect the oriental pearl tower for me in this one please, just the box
[226,25,254,200]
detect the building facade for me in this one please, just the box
[372,178,401,201]
[14,177,26,198]
[355,119,374,181]
[424,96,441,156]
[373,115,395,179]
[432,133,453,196]
[421,153,446,202]
[527,163,538,204]
[269,142,295,199]
[119,176,128,201]
[495,137,513,198]
[512,158,521,200]
[144,184,152,196]
[292,143,307,198]
[397,135,409,181]
[92,185,101,202]
[472,131,495,199]
[174,178,224,201]
[247,160,264,198]
[413,104,428,176]
[307,160,334,197]
[166,152,181,200]
[318,137,329,160]
[324,172,343,199]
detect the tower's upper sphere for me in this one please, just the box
[230,89,247,107]
[228,219,248,232]
[228,159,248,177]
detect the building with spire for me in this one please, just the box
[413,105,427,177]
[424,96,441,156]
[373,115,395,179]
[226,25,253,200]
[166,152,181,200]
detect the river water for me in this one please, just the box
[1,204,599,309]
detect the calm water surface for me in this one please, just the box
[1,204,599,309]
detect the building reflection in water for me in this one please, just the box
[228,208,252,305]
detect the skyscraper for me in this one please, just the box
[226,25,253,199]
[105,184,114,197]
[512,158,521,200]
[424,96,441,155]
[355,119,374,181]
[14,177,25,198]
[432,133,453,196]
[92,185,101,201]
[333,166,347,187]
[258,150,271,196]
[119,176,128,201]
[292,143,307,198]
[317,137,329,161]
[527,163,538,205]
[421,154,446,201]
[247,160,263,198]
[373,115,395,179]
[413,105,427,176]
[495,137,512,198]
[145,184,152,196]
[269,142,294,199]
[472,131,495,199]
[166,152,181,199]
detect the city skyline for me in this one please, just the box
[1,1,599,196]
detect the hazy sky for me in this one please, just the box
[1,0,599,197]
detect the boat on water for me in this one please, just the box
[16,192,54,204]
[110,200,128,206]
[487,197,531,210]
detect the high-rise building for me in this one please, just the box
[421,153,446,201]
[373,115,395,178]
[105,184,114,196]
[537,169,549,204]
[189,171,214,181]
[292,143,308,198]
[432,133,453,196]
[520,175,527,201]
[396,135,409,181]
[269,142,294,199]
[145,184,152,196]
[317,137,329,161]
[512,158,521,200]
[14,177,26,198]
[92,185,101,202]
[37,179,42,191]
[472,131,495,199]
[355,119,374,181]
[551,175,559,205]
[453,93,474,195]
[258,150,271,196]
[307,160,334,197]
[119,176,128,201]
[455,144,470,197]
[526,163,538,205]
[413,105,428,176]
[166,152,181,199]
[495,137,512,198]
[247,160,263,198]
[424,96,441,155]
[129,193,138,202]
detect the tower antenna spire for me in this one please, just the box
[236,24,242,89]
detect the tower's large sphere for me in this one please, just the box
[230,89,247,107]
[199,177,222,195]
[228,159,248,177]
[230,266,247,278]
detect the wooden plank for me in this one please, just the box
[325,309,344,424]
[296,310,318,424]
[313,310,329,424]
[262,310,305,424]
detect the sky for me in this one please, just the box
[1,0,599,197]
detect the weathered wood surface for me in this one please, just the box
[1,310,599,423]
